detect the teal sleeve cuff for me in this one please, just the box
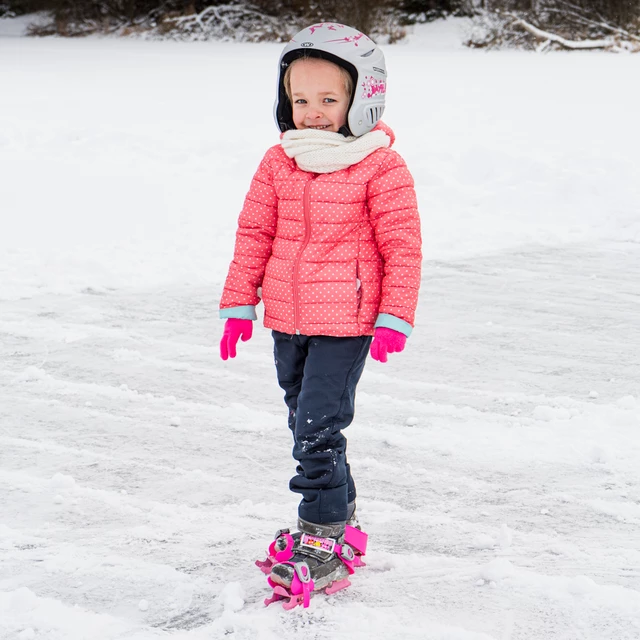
[220,305,257,321]
[374,313,413,337]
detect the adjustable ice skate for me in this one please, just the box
[260,519,368,610]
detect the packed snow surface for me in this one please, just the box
[1,18,640,640]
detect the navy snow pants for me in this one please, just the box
[272,331,372,525]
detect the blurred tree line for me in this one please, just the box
[2,0,639,46]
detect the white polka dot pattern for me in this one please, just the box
[220,122,422,337]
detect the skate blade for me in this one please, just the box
[255,557,275,574]
[325,577,351,595]
[264,578,352,610]
[264,585,303,610]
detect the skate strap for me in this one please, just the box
[336,543,356,575]
[292,562,313,608]
[267,561,314,608]
[268,532,295,563]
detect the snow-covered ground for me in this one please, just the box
[1,17,640,640]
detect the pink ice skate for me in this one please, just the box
[260,520,368,610]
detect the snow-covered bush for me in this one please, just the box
[22,0,408,40]
[11,0,640,47]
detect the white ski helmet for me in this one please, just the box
[274,23,387,137]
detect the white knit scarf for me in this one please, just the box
[281,128,391,173]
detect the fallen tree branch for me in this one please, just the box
[512,16,615,49]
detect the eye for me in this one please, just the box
[323,98,337,103]
[294,99,307,105]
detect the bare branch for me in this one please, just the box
[553,1,640,42]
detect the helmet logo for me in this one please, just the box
[361,76,387,99]
[300,42,314,47]
[373,67,386,75]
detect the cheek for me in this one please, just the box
[291,108,305,129]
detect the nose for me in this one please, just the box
[304,106,323,120]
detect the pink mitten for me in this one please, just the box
[370,327,407,363]
[220,319,253,360]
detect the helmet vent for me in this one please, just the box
[366,105,385,125]
[361,49,375,58]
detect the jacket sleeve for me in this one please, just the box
[220,150,278,311]
[367,150,422,330]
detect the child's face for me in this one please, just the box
[289,58,350,133]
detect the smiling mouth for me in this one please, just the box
[307,124,331,129]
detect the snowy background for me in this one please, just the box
[1,16,640,640]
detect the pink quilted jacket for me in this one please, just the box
[220,122,422,337]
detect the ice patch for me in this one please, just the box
[50,473,76,490]
[13,366,48,383]
[532,405,571,421]
[113,348,143,362]
[567,575,597,596]
[9,587,39,613]
[617,395,636,409]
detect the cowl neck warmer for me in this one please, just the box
[281,128,391,173]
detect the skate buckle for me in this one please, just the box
[345,525,368,556]
[334,543,356,575]
[293,561,311,584]
[339,543,355,562]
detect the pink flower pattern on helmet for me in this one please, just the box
[309,23,345,35]
[306,23,371,47]
[325,34,366,46]
[361,76,386,99]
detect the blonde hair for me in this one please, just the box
[284,56,354,104]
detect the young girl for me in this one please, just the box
[219,22,422,607]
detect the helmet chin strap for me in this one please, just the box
[338,125,352,137]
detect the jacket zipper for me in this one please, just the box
[293,179,313,334]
